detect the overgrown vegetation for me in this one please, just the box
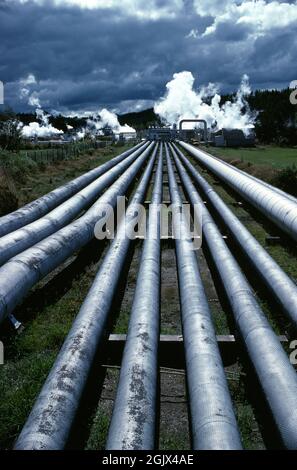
[272,165,297,197]
[248,88,297,146]
[0,150,37,182]
[0,150,38,215]
[0,119,23,152]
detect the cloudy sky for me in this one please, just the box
[0,0,297,114]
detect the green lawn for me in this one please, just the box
[209,146,297,169]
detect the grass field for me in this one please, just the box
[209,146,297,169]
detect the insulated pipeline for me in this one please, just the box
[171,145,297,449]
[166,144,242,450]
[0,142,155,326]
[0,141,145,238]
[172,143,297,329]
[0,142,150,267]
[178,141,297,242]
[107,143,163,450]
[14,145,158,450]
[187,145,297,204]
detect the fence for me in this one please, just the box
[20,141,111,164]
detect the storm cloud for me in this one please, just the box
[0,0,296,113]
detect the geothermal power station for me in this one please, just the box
[0,134,296,450]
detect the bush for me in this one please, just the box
[0,150,37,184]
[272,165,297,197]
[0,165,18,216]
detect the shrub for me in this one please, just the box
[272,165,297,197]
[0,150,37,184]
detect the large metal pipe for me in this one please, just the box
[171,145,297,449]
[166,144,242,450]
[0,142,155,326]
[0,142,150,267]
[106,144,163,450]
[0,142,145,238]
[178,141,297,242]
[191,145,297,204]
[14,146,158,450]
[172,143,297,329]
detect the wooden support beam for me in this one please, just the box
[102,334,288,369]
[265,236,282,246]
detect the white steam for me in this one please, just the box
[154,71,256,133]
[19,74,64,139]
[77,108,136,140]
[21,121,63,139]
[91,108,136,134]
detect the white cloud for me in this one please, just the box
[193,0,237,17]
[16,0,297,32]
[200,1,297,37]
[17,0,183,19]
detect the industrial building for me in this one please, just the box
[211,128,256,147]
[147,126,174,141]
[147,123,255,148]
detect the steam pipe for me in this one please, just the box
[190,145,297,204]
[172,143,297,329]
[0,142,150,267]
[0,141,145,238]
[178,141,297,242]
[14,146,158,450]
[0,142,155,326]
[179,119,208,143]
[106,144,163,450]
[165,144,242,450]
[171,144,297,449]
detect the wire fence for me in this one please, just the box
[20,141,112,164]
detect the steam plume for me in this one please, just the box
[154,71,256,133]
[19,75,64,139]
